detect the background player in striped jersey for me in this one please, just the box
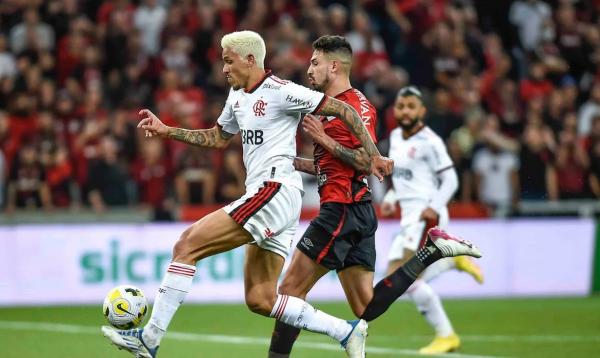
[381,86,484,354]
[101,30,394,358]
[268,36,482,358]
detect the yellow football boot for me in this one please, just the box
[454,256,484,284]
[419,334,461,354]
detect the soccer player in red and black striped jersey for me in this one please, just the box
[267,35,482,358]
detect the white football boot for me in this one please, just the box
[426,227,482,258]
[341,319,368,358]
[101,326,158,358]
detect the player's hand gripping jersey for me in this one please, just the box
[217,71,326,191]
[313,88,377,204]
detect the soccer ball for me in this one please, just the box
[102,285,148,329]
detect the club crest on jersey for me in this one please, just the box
[264,228,274,238]
[253,99,267,116]
[408,146,416,159]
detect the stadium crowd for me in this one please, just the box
[0,0,599,219]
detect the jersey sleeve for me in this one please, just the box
[216,90,239,135]
[428,136,454,172]
[280,82,327,114]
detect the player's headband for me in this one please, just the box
[397,86,423,99]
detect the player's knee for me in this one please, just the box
[245,291,277,316]
[172,227,196,263]
[277,279,306,298]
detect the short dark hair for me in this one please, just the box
[312,35,353,57]
[397,86,423,100]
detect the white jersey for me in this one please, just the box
[217,72,326,191]
[388,126,453,204]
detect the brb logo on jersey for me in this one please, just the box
[253,99,267,117]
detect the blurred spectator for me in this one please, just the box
[328,4,348,35]
[9,7,55,54]
[426,87,464,140]
[6,144,52,212]
[554,127,589,199]
[0,34,16,79]
[509,0,553,52]
[87,135,130,213]
[103,6,132,72]
[45,145,75,208]
[216,146,246,203]
[134,0,167,56]
[131,138,173,220]
[473,115,520,215]
[585,115,600,149]
[578,82,600,136]
[0,148,5,207]
[175,146,216,205]
[519,61,554,102]
[46,0,80,41]
[518,123,557,200]
[554,2,589,80]
[544,88,566,134]
[589,139,600,198]
[346,10,388,80]
[109,108,137,162]
[447,117,477,203]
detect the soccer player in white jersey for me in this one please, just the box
[381,86,484,354]
[100,30,393,358]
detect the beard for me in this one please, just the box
[397,115,422,131]
[310,74,330,92]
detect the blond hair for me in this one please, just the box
[221,30,266,69]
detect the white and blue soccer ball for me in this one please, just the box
[102,285,148,329]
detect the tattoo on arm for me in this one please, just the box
[167,125,233,148]
[293,157,316,175]
[332,145,370,173]
[316,97,380,158]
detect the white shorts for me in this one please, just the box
[387,201,449,261]
[223,181,301,258]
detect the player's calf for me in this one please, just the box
[360,228,481,321]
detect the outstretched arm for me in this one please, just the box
[166,125,234,149]
[138,109,235,149]
[302,114,370,173]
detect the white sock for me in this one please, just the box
[142,262,196,348]
[270,294,352,342]
[420,257,455,282]
[408,281,454,337]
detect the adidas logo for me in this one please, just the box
[234,101,240,108]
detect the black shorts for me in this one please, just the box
[297,202,378,272]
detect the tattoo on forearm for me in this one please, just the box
[167,126,232,148]
[317,98,380,158]
[332,145,370,173]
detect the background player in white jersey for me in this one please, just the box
[101,30,394,358]
[381,86,484,354]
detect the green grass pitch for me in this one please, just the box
[1,297,599,358]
